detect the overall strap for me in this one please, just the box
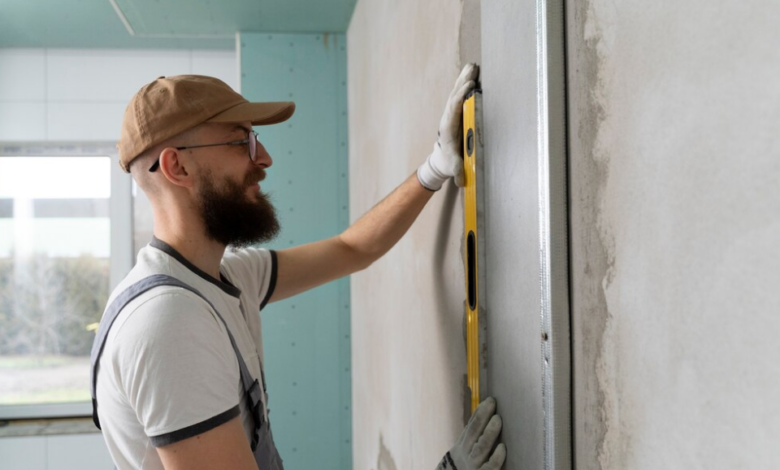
[89,274,267,433]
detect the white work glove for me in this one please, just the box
[435,397,507,470]
[417,63,480,191]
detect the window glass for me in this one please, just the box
[0,156,110,406]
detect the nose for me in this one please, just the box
[255,139,272,168]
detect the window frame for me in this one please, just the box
[0,142,133,420]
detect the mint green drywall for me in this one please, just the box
[0,0,356,49]
[239,32,351,470]
[0,0,232,49]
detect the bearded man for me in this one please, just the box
[89,71,505,470]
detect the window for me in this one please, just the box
[0,144,132,419]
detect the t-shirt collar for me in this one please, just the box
[150,236,242,298]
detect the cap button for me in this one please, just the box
[157,76,165,79]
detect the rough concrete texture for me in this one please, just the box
[567,0,780,468]
[348,1,473,469]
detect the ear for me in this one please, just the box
[158,147,194,188]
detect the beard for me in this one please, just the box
[196,166,280,249]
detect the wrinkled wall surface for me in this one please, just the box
[567,1,780,469]
[348,1,474,469]
[350,0,568,468]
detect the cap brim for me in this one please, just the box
[207,101,295,126]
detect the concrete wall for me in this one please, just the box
[351,0,780,468]
[348,1,475,469]
[349,0,565,469]
[567,1,780,469]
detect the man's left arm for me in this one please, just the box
[268,63,479,303]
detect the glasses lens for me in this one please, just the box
[249,131,257,162]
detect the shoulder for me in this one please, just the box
[106,288,240,403]
[221,247,278,307]
[108,287,230,368]
[100,287,244,442]
[222,246,275,276]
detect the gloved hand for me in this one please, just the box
[436,397,506,470]
[417,63,480,191]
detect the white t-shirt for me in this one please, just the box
[95,237,277,470]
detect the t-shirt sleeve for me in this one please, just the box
[111,289,241,446]
[222,247,277,310]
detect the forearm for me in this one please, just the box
[339,172,435,266]
[270,65,477,302]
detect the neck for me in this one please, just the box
[153,223,226,281]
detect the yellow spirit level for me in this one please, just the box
[463,88,486,413]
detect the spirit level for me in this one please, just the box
[463,88,486,413]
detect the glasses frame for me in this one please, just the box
[148,130,259,172]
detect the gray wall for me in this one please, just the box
[348,1,475,469]
[348,0,560,469]
[350,0,780,468]
[567,0,780,469]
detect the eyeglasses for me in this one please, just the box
[148,130,260,172]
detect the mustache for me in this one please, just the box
[244,167,267,186]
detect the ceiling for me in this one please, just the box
[0,0,357,49]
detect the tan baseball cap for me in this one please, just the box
[118,75,295,172]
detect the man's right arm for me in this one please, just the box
[156,416,258,470]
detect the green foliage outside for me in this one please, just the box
[0,253,109,357]
[1,388,92,405]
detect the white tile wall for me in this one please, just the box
[47,434,115,470]
[0,102,46,140]
[0,434,114,470]
[46,49,192,102]
[0,47,237,142]
[0,436,47,470]
[47,102,127,141]
[0,49,46,101]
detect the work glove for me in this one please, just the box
[417,63,480,191]
[436,397,507,470]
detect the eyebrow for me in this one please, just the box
[227,124,251,138]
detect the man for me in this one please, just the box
[90,66,506,470]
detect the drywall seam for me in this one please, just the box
[568,0,612,469]
[582,2,620,468]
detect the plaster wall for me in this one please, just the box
[567,1,780,469]
[347,1,476,469]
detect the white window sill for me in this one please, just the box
[0,416,99,438]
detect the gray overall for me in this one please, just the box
[90,274,284,470]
